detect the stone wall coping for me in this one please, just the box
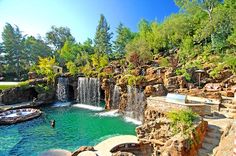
[147,96,206,106]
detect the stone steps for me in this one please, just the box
[197,124,221,156]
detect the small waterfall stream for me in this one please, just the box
[77,77,101,106]
[56,77,69,102]
[111,85,121,109]
[125,86,145,122]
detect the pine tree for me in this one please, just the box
[1,23,25,80]
[113,23,135,59]
[94,14,112,65]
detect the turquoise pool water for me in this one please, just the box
[0,105,136,156]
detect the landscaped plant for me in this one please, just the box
[167,109,198,136]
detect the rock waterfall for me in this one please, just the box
[111,85,121,109]
[77,77,101,106]
[125,86,145,122]
[56,77,69,102]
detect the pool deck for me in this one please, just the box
[94,135,138,156]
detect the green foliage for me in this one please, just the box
[167,109,198,135]
[91,53,109,68]
[113,23,135,59]
[46,26,75,50]
[66,61,78,75]
[159,57,170,67]
[0,81,29,90]
[176,68,191,81]
[58,39,80,66]
[94,14,113,55]
[36,56,58,82]
[35,83,52,94]
[124,75,146,86]
[126,38,152,67]
[1,23,26,80]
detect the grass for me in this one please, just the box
[0,81,30,90]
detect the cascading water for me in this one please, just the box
[76,77,101,106]
[125,86,145,123]
[111,85,121,109]
[56,77,69,102]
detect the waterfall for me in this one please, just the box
[56,77,69,102]
[77,77,101,106]
[111,85,121,109]
[125,86,145,122]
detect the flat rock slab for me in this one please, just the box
[94,135,138,156]
[39,149,72,156]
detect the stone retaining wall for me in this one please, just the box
[147,97,209,116]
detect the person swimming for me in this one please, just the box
[50,120,55,128]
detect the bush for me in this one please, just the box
[125,38,152,67]
[159,57,170,67]
[66,61,78,76]
[125,75,146,86]
[175,68,191,81]
[167,109,198,135]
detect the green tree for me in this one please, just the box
[1,23,25,80]
[24,36,52,65]
[46,26,75,50]
[125,38,152,67]
[36,56,58,82]
[58,39,80,66]
[94,14,112,66]
[113,23,135,59]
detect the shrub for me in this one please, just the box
[66,61,78,76]
[159,57,170,67]
[125,38,152,67]
[167,109,198,135]
[175,68,191,81]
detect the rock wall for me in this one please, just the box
[136,118,208,156]
[0,87,38,105]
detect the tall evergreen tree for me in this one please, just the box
[24,36,53,65]
[94,14,112,65]
[113,23,135,59]
[1,23,25,79]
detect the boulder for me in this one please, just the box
[131,68,141,76]
[214,122,235,156]
[112,151,135,156]
[144,85,156,97]
[144,84,167,97]
[72,146,95,156]
[103,66,114,74]
[164,76,187,91]
[204,83,223,92]
[1,87,38,105]
[153,84,167,96]
[40,149,71,156]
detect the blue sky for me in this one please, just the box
[0,0,179,42]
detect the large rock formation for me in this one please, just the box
[0,87,38,105]
[214,121,235,156]
[136,118,208,156]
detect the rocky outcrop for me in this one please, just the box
[144,84,167,97]
[72,146,95,156]
[37,92,55,104]
[0,87,38,105]
[204,83,223,92]
[214,122,235,156]
[136,117,208,156]
[101,78,112,109]
[112,151,135,156]
[164,75,188,91]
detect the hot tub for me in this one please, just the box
[0,108,42,125]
